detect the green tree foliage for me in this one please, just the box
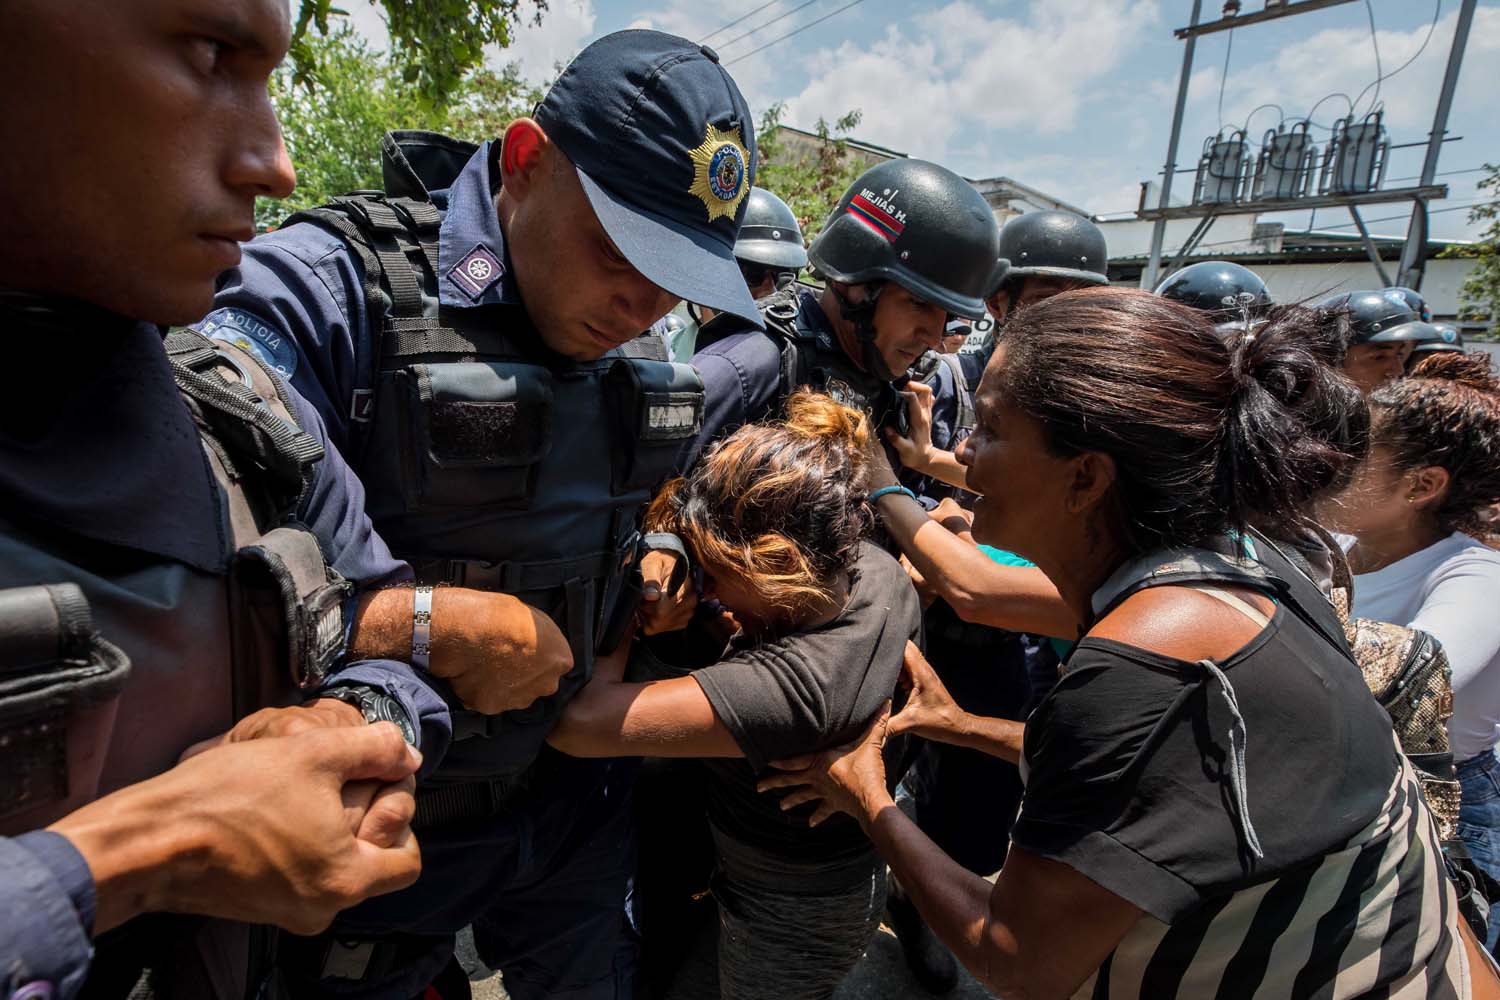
[293,0,547,110]
[754,103,866,243]
[1444,163,1500,337]
[260,25,544,230]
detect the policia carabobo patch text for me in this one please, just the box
[199,307,301,378]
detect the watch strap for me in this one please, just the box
[322,684,417,746]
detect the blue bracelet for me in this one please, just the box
[869,485,918,503]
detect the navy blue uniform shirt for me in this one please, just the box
[0,315,449,1000]
[200,141,517,452]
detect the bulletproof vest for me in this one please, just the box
[0,329,348,834]
[279,132,705,779]
[0,327,349,1000]
[749,284,900,426]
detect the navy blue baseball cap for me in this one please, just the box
[536,30,762,329]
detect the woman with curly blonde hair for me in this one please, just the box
[549,390,923,1000]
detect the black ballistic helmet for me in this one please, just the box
[1316,289,1428,346]
[1410,321,1465,356]
[733,187,808,272]
[1155,261,1272,323]
[1389,286,1433,322]
[994,210,1109,292]
[809,159,1003,321]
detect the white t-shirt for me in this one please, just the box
[1348,531,1500,760]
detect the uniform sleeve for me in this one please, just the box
[0,832,95,1000]
[925,358,964,453]
[1408,551,1500,703]
[283,378,453,771]
[677,333,785,473]
[200,225,371,455]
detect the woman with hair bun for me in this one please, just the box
[764,287,1481,998]
[547,390,923,1000]
[1325,351,1500,948]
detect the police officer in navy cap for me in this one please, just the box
[940,318,972,354]
[201,28,759,1000]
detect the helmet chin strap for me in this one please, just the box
[830,283,896,381]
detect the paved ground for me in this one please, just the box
[457,919,994,999]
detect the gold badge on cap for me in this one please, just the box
[688,123,750,222]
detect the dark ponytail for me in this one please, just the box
[1218,307,1371,527]
[993,288,1368,552]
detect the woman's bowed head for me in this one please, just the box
[646,389,875,636]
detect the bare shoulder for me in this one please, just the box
[1087,585,1275,664]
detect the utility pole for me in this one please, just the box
[1141,0,1202,290]
[1396,0,1478,290]
[1136,0,1469,291]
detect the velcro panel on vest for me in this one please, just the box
[418,363,552,465]
[0,584,131,825]
[429,401,537,464]
[398,362,553,514]
[232,528,353,697]
[603,359,704,496]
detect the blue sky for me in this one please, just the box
[344,0,1500,241]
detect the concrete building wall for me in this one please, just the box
[1251,257,1478,319]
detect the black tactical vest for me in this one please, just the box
[279,132,705,780]
[0,324,350,1000]
[697,285,971,509]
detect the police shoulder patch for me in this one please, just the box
[196,308,300,378]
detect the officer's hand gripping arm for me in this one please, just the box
[347,586,572,716]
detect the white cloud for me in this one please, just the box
[775,0,1162,163]
[494,0,598,81]
[1207,6,1500,137]
[326,0,597,84]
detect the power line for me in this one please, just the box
[1217,29,1235,131]
[700,0,784,44]
[1351,0,1443,116]
[1356,0,1383,116]
[716,0,824,51]
[726,0,873,65]
[1386,166,1488,184]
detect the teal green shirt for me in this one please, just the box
[977,546,1073,659]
